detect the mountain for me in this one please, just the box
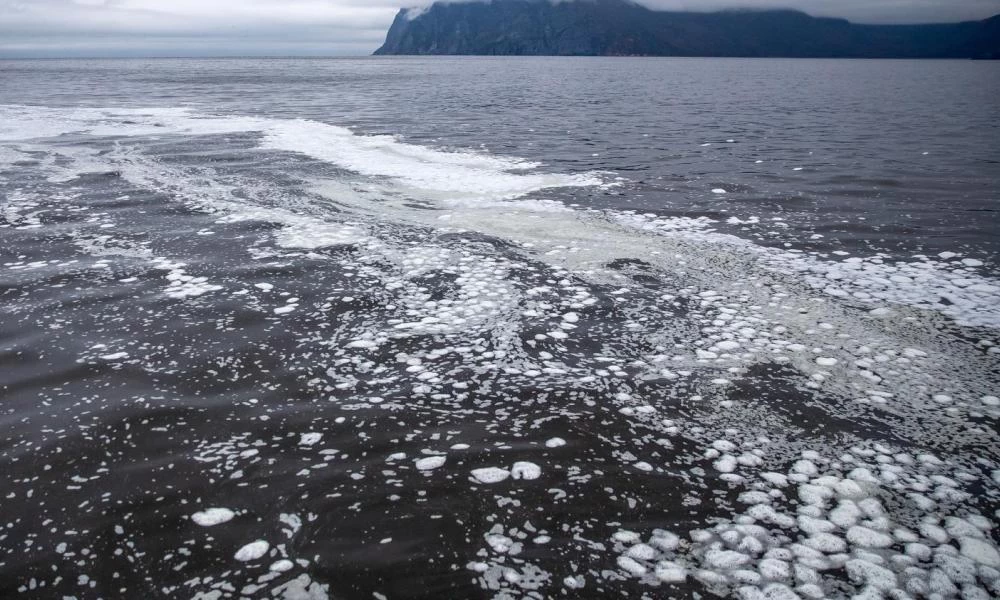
[374,0,1000,58]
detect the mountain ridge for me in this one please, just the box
[374,1,1000,58]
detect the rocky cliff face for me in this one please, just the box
[374,0,1000,58]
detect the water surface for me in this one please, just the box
[1,58,999,600]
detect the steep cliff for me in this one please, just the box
[374,0,1000,58]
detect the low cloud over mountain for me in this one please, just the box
[2,0,998,57]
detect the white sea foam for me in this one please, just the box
[0,104,600,207]
[471,467,511,484]
[9,103,994,330]
[0,105,251,142]
[234,540,270,562]
[614,211,1000,328]
[299,433,323,446]
[8,101,1000,600]
[415,455,447,471]
[192,508,236,527]
[511,461,542,480]
[262,119,599,202]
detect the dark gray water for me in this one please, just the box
[1,58,999,600]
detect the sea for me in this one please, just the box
[1,57,999,600]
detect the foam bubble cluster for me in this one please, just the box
[1,103,997,600]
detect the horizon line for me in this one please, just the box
[0,55,992,61]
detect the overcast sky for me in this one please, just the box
[2,0,999,58]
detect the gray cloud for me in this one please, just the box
[637,0,1000,24]
[1,0,998,57]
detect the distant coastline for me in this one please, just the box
[375,1,1000,59]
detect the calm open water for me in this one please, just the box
[1,58,999,600]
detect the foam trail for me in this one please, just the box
[261,119,601,202]
[3,103,997,328]
[0,106,251,141]
[0,105,600,205]
[615,212,1000,329]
